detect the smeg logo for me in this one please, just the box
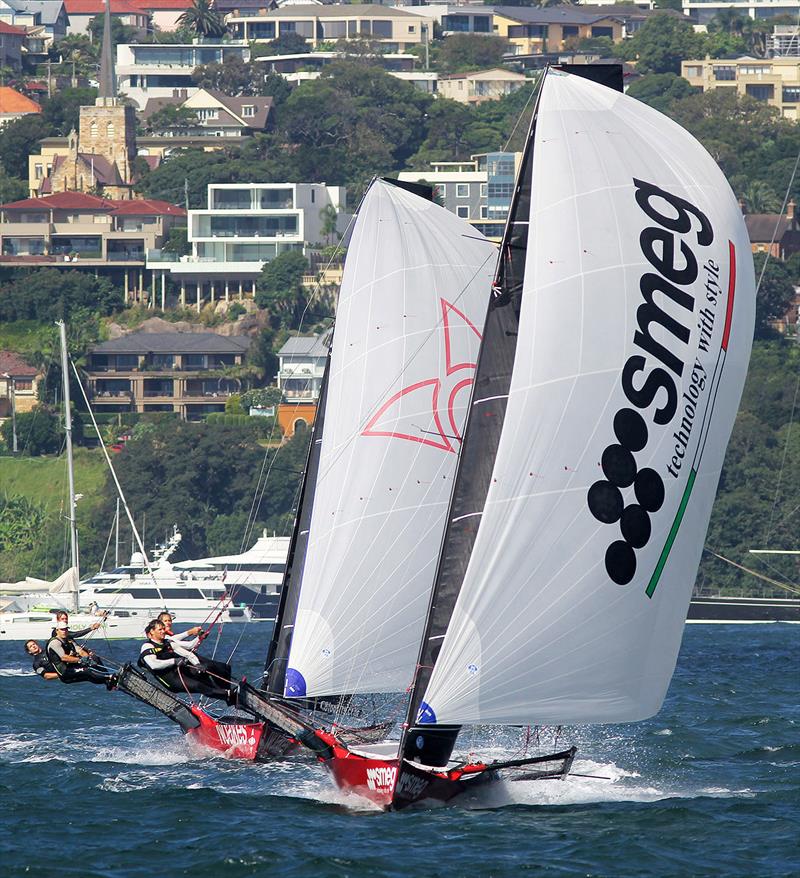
[588,407,665,585]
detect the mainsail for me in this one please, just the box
[416,70,755,728]
[283,178,496,699]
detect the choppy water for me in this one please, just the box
[1,625,797,878]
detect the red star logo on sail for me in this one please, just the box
[361,299,482,453]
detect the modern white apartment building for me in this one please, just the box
[682,0,800,25]
[147,182,350,310]
[116,41,251,109]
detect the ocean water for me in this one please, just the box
[0,624,796,878]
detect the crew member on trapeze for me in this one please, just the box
[46,621,118,688]
[156,611,235,687]
[25,640,59,680]
[138,619,237,704]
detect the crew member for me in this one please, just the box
[25,640,59,680]
[50,609,106,640]
[138,620,237,703]
[46,622,117,688]
[155,612,234,685]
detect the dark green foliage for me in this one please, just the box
[81,421,311,567]
[0,170,26,204]
[88,15,138,46]
[700,341,800,595]
[254,251,309,328]
[0,495,47,552]
[143,105,197,134]
[246,328,280,384]
[0,114,50,178]
[618,13,705,75]
[625,73,695,115]
[162,226,190,256]
[753,255,796,337]
[41,87,98,136]
[192,57,271,97]
[250,33,310,57]
[437,34,510,72]
[0,269,122,323]
[176,0,226,38]
[2,407,61,456]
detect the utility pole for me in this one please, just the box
[184,177,190,212]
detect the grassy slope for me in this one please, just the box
[0,449,108,581]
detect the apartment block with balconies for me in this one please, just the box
[87,331,251,421]
[682,56,800,120]
[147,182,350,310]
[226,4,435,52]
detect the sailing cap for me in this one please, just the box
[55,621,68,630]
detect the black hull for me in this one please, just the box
[688,596,800,623]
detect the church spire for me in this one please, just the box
[98,0,116,103]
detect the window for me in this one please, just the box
[456,206,469,218]
[408,25,415,33]
[433,183,445,199]
[591,26,613,38]
[740,65,770,75]
[562,26,578,37]
[198,108,218,120]
[746,83,774,101]
[34,164,43,179]
[456,183,469,198]
[480,205,488,219]
[242,105,255,117]
[90,120,98,137]
[14,379,32,391]
[783,86,800,103]
[488,182,514,199]
[713,66,736,81]
[480,182,487,197]
[684,66,702,78]
[372,20,392,38]
[107,121,115,138]
[159,588,204,600]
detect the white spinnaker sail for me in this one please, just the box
[420,72,755,726]
[285,179,496,698]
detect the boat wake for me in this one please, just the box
[0,667,33,676]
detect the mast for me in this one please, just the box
[57,320,80,613]
[263,351,331,696]
[397,73,545,768]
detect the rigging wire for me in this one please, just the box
[705,548,800,595]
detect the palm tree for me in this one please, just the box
[740,180,782,215]
[177,0,227,39]
[708,8,747,37]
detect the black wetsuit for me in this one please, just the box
[138,638,235,702]
[46,636,111,686]
[32,654,56,677]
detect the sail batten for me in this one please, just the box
[417,71,755,728]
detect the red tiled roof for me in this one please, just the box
[0,192,115,211]
[130,0,193,8]
[0,191,184,215]
[0,86,41,115]
[0,21,26,35]
[110,198,185,216]
[0,351,37,378]
[64,0,146,14]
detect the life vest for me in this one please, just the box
[46,635,78,678]
[32,653,56,677]
[137,638,178,672]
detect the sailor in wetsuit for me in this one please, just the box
[138,620,237,703]
[25,640,59,680]
[46,622,117,688]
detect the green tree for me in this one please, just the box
[225,392,245,414]
[255,251,309,327]
[41,87,98,135]
[740,180,782,214]
[0,269,122,322]
[0,114,50,178]
[319,204,338,244]
[619,13,704,75]
[144,104,197,135]
[0,169,26,203]
[88,15,139,46]
[162,226,190,256]
[177,0,226,38]
[753,255,795,337]
[437,33,510,72]
[1,407,61,456]
[250,32,309,57]
[625,73,695,114]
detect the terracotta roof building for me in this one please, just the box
[0,350,39,421]
[0,85,41,127]
[64,0,150,35]
[0,19,25,68]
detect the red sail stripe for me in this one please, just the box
[722,241,736,351]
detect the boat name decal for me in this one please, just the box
[588,178,719,588]
[365,766,397,792]
[216,724,257,749]
[394,771,429,801]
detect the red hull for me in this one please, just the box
[185,707,299,761]
[315,730,577,810]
